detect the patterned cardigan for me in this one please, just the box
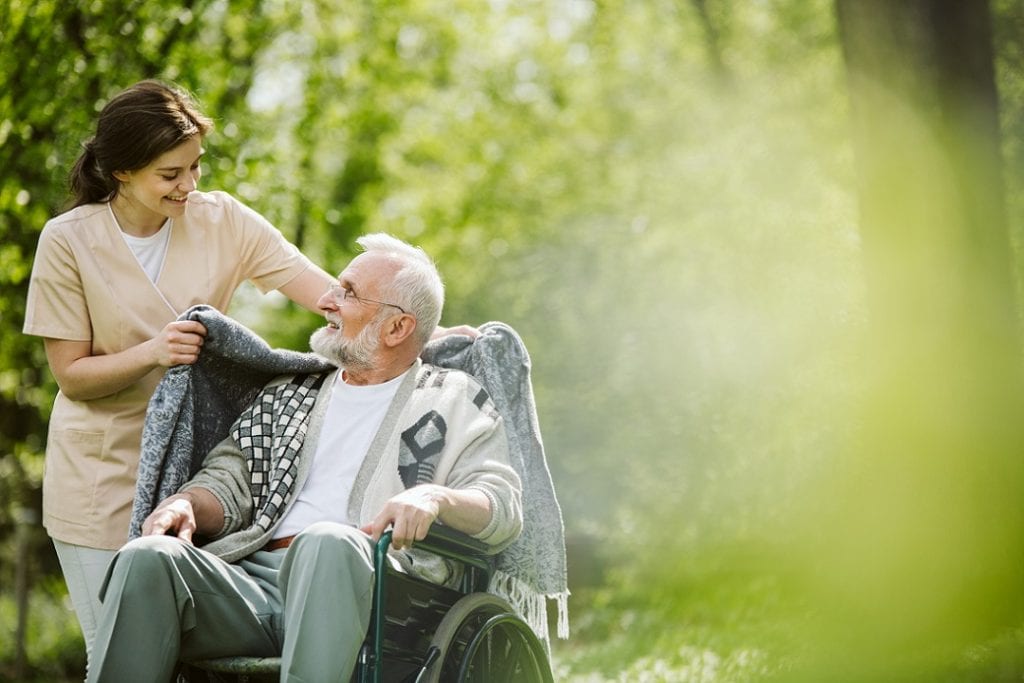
[183,363,522,568]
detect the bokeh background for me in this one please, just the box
[2,1,1024,680]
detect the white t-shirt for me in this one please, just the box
[120,218,172,283]
[273,368,409,538]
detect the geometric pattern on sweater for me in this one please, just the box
[398,410,447,487]
[398,368,501,487]
[231,372,327,533]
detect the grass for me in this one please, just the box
[550,541,1024,683]
[4,549,1023,682]
[552,547,800,682]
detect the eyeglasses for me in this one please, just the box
[328,283,408,314]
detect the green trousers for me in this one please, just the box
[87,521,377,683]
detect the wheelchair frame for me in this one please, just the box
[185,526,552,683]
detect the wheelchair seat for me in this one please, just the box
[182,524,553,683]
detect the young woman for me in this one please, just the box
[21,80,338,656]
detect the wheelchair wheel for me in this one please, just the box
[422,593,553,683]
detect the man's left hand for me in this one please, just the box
[360,485,449,550]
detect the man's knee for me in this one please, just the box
[117,534,190,563]
[104,535,190,597]
[278,524,376,637]
[287,523,374,574]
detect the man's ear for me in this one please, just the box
[382,314,417,348]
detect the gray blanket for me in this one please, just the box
[130,305,569,639]
[423,321,570,638]
[130,305,333,535]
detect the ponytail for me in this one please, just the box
[67,139,117,210]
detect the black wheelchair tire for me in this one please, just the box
[421,593,552,683]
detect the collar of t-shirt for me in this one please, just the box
[120,219,172,283]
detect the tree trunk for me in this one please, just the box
[808,0,1024,675]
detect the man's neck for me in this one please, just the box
[342,357,416,386]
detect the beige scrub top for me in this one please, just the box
[23,190,316,550]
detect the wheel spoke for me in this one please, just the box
[496,629,525,682]
[426,593,552,683]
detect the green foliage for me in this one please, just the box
[0,577,84,683]
[2,0,1024,680]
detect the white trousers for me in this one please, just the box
[52,538,116,660]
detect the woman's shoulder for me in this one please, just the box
[35,204,109,251]
[45,203,108,232]
[184,189,239,213]
[184,191,268,229]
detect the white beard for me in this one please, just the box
[309,317,380,370]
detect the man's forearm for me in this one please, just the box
[434,486,492,536]
[179,488,225,536]
[142,488,224,540]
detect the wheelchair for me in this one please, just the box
[180,525,554,683]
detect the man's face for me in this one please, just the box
[309,312,381,370]
[310,253,396,369]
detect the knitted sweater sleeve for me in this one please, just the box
[447,413,523,552]
[179,436,254,539]
[423,372,523,552]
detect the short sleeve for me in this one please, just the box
[223,193,314,294]
[23,223,92,341]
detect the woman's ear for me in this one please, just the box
[112,170,131,183]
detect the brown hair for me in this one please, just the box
[68,80,213,209]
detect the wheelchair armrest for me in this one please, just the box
[374,524,493,578]
[415,523,491,558]
[367,525,497,670]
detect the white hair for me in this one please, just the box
[356,233,444,348]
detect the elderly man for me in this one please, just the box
[86,233,523,683]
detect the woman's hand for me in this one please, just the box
[150,320,207,367]
[431,324,480,341]
[44,319,208,401]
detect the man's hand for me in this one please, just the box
[142,494,198,543]
[360,485,449,550]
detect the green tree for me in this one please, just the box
[789,1,1024,678]
[0,1,285,677]
[3,1,1024,680]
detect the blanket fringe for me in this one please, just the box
[489,569,570,648]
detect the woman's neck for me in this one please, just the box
[109,195,166,237]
